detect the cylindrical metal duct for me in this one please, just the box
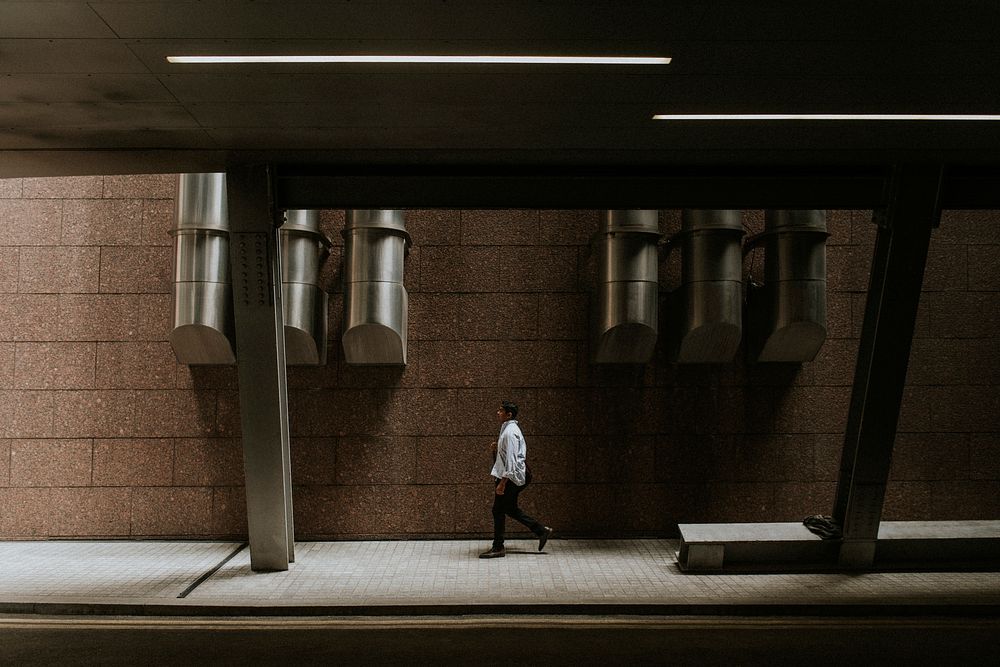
[592,210,660,364]
[169,173,236,365]
[750,209,829,362]
[280,210,330,365]
[673,210,744,363]
[342,210,410,365]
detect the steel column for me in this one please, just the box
[833,164,942,567]
[226,164,295,571]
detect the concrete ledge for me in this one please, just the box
[678,523,838,572]
[679,520,1000,573]
[877,520,1000,567]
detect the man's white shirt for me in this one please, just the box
[490,419,527,486]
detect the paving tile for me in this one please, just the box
[0,540,239,597]
[0,538,999,607]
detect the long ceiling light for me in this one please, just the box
[166,55,671,65]
[652,114,1000,121]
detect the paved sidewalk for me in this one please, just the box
[1,539,999,614]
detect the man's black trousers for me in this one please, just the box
[492,480,545,549]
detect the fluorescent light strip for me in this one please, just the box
[652,114,1000,121]
[167,55,670,65]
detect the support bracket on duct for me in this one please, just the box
[746,210,830,363]
[592,210,661,364]
[280,210,330,365]
[342,210,410,365]
[666,210,745,363]
[169,173,236,365]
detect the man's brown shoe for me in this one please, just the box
[538,527,553,552]
[479,547,505,559]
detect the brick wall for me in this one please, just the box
[0,176,996,539]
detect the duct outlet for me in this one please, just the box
[342,209,410,365]
[592,210,661,364]
[672,210,744,363]
[749,209,829,363]
[169,173,236,365]
[280,210,330,365]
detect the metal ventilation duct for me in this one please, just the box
[342,210,410,365]
[169,173,236,365]
[593,210,661,364]
[749,209,829,362]
[280,210,330,365]
[672,210,744,363]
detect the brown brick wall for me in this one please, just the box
[884,210,1000,521]
[0,177,996,539]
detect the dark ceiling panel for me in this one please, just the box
[91,1,698,41]
[0,39,149,73]
[88,1,1000,42]
[157,72,673,105]
[0,74,174,103]
[0,149,225,179]
[0,127,218,151]
[127,37,1000,80]
[0,103,199,129]
[156,72,999,113]
[1,2,999,177]
[0,2,116,38]
[184,102,658,128]
[202,122,1000,156]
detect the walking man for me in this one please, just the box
[479,400,553,558]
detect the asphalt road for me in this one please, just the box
[2,615,998,666]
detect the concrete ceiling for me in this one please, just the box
[3,1,1000,177]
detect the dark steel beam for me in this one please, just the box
[273,165,892,211]
[833,164,942,568]
[940,166,1000,209]
[226,164,295,572]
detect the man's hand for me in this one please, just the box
[495,478,507,496]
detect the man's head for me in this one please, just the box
[497,400,518,422]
